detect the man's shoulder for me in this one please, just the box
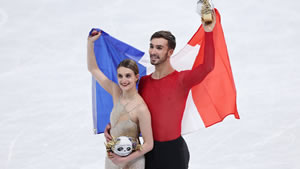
[140,74,151,81]
[139,74,151,89]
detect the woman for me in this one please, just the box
[87,30,153,169]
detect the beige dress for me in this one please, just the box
[105,100,145,169]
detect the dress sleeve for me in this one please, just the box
[181,32,215,90]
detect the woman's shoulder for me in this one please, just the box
[134,96,149,113]
[112,90,122,104]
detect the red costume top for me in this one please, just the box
[139,32,215,142]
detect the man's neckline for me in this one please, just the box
[150,70,177,80]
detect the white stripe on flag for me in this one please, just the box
[172,44,206,134]
[92,77,98,134]
[181,91,205,134]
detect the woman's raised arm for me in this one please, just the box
[87,31,120,100]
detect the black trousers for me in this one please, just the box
[145,136,190,169]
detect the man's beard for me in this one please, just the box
[150,54,168,65]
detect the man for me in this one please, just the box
[105,13,216,169]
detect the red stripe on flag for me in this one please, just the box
[189,9,240,127]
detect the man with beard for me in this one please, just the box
[105,13,216,169]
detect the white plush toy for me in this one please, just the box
[106,136,141,157]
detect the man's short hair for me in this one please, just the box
[150,31,176,50]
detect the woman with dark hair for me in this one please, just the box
[87,31,153,169]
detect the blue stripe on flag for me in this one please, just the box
[89,29,146,134]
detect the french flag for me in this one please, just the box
[90,9,239,134]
